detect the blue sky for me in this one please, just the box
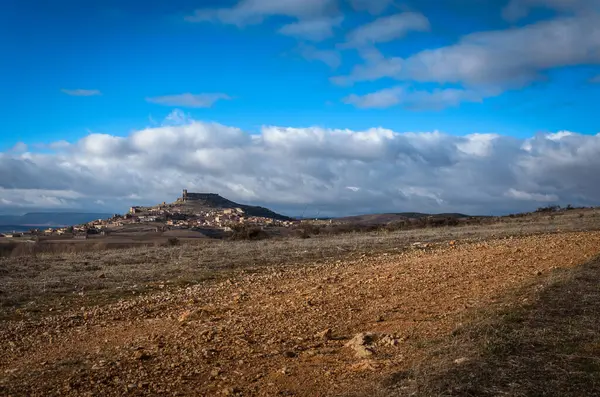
[1,0,600,215]
[2,0,599,151]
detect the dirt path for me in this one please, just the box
[2,231,600,396]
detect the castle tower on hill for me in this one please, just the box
[182,189,188,202]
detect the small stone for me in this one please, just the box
[98,273,106,279]
[379,334,400,347]
[345,332,377,358]
[316,328,333,340]
[221,386,241,395]
[283,351,297,358]
[376,316,384,322]
[345,332,376,348]
[134,351,152,361]
[354,345,375,358]
[454,357,468,365]
[304,349,317,357]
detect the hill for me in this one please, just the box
[177,191,292,221]
[335,212,470,225]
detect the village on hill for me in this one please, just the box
[0,190,298,239]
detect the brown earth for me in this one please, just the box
[2,230,600,396]
[382,254,600,397]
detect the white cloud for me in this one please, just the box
[331,46,403,85]
[185,0,338,26]
[545,130,574,141]
[162,109,194,126]
[298,44,341,68]
[505,188,558,202]
[0,188,85,209]
[146,93,231,108]
[401,14,600,88]
[1,114,600,216]
[402,88,485,110]
[77,134,129,157]
[344,12,430,47]
[343,86,484,110]
[279,16,343,41]
[48,140,71,151]
[455,133,499,157]
[61,89,102,96]
[10,142,28,153]
[334,13,600,105]
[343,87,404,108]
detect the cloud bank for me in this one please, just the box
[1,112,599,217]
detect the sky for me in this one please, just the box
[1,0,600,217]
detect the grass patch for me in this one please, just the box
[377,256,600,396]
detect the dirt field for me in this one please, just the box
[2,211,600,396]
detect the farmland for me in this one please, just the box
[2,208,600,396]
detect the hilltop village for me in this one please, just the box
[2,191,297,239]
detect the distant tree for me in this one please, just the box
[167,237,180,246]
[536,205,560,213]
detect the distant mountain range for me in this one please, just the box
[0,225,38,233]
[0,212,113,228]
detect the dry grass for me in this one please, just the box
[3,224,600,395]
[374,256,600,397]
[2,209,600,320]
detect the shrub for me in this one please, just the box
[229,225,270,241]
[384,220,409,232]
[0,242,18,257]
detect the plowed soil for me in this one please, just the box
[2,231,600,396]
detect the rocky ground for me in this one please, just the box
[2,231,600,396]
